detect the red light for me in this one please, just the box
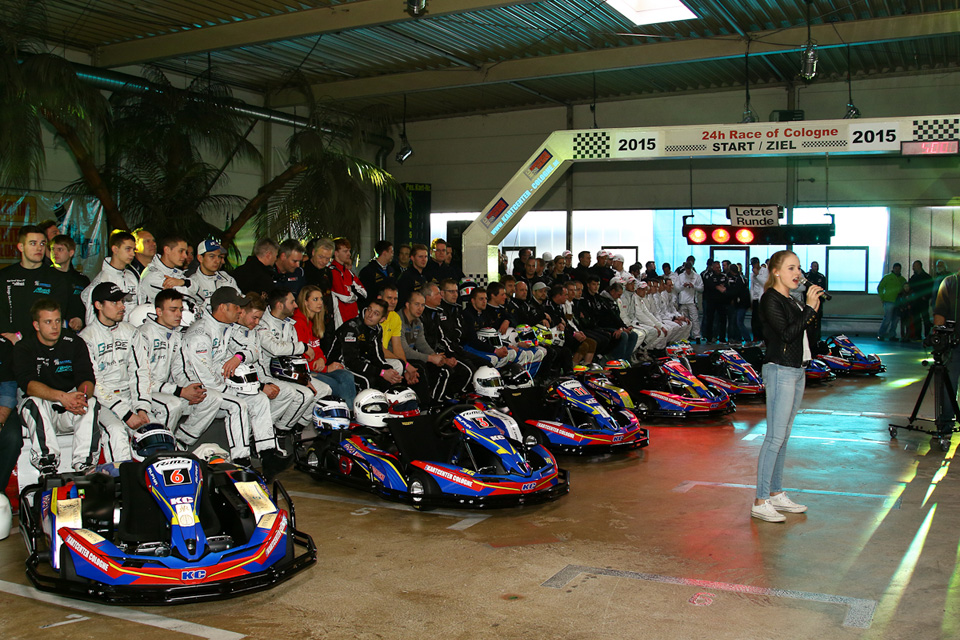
[712,228,731,243]
[735,228,755,243]
[688,228,707,244]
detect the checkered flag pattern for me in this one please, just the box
[465,273,489,287]
[802,140,845,148]
[913,119,960,141]
[665,144,708,153]
[573,131,611,159]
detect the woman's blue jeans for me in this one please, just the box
[757,363,805,499]
[312,369,357,408]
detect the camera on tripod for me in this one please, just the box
[925,320,959,356]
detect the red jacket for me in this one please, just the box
[330,260,366,327]
[293,308,330,372]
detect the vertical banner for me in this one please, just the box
[395,183,431,248]
[0,192,104,276]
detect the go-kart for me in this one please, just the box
[736,345,837,383]
[295,405,569,509]
[18,452,316,605]
[495,377,649,455]
[816,335,886,374]
[600,358,736,418]
[684,349,765,399]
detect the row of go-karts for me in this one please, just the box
[18,334,882,605]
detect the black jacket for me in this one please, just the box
[231,256,277,298]
[328,317,389,381]
[760,289,817,368]
[14,330,95,393]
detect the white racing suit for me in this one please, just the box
[632,294,669,349]
[132,315,229,444]
[675,272,703,339]
[138,255,202,307]
[655,291,691,342]
[81,258,142,326]
[616,296,648,356]
[78,319,149,454]
[182,313,279,459]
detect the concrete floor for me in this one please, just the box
[1,337,958,639]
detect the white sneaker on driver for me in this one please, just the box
[751,500,786,522]
[769,492,807,513]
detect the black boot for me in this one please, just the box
[259,448,293,484]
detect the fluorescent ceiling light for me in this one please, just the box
[605,0,697,26]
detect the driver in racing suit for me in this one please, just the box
[182,287,285,469]
[132,289,234,448]
[182,240,238,311]
[329,299,415,391]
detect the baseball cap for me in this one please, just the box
[561,250,573,258]
[91,282,129,305]
[613,254,625,263]
[532,281,549,292]
[542,252,553,261]
[198,239,226,256]
[210,287,250,309]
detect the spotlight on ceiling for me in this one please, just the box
[406,0,427,17]
[396,133,414,164]
[800,43,818,81]
[844,104,861,119]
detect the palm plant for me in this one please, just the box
[0,0,118,227]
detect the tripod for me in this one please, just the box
[889,351,960,452]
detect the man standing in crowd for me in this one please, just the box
[573,251,592,283]
[517,256,543,291]
[675,263,703,343]
[183,287,287,476]
[15,299,129,483]
[702,260,729,343]
[877,262,906,341]
[397,243,431,308]
[130,228,156,278]
[393,244,412,275]
[50,235,90,300]
[908,260,933,340]
[183,240,238,302]
[303,238,335,333]
[1,225,83,336]
[591,251,616,289]
[273,239,306,294]
[805,261,827,343]
[138,235,199,306]
[232,238,279,298]
[359,240,398,302]
[132,289,221,447]
[330,237,366,328]
[81,231,140,325]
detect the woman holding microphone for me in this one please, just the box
[752,250,823,523]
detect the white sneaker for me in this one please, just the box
[751,500,786,522]
[769,492,807,513]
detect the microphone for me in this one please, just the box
[799,275,832,301]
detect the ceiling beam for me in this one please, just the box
[94,0,543,68]
[271,10,960,107]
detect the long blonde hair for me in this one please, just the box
[764,250,797,290]
[296,285,325,338]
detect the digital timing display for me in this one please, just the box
[900,140,959,156]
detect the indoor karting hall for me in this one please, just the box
[3,1,960,639]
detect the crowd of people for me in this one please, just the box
[876,260,949,342]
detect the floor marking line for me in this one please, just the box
[287,490,490,529]
[671,481,902,508]
[541,564,877,629]
[39,614,90,628]
[0,580,245,640]
[741,433,891,445]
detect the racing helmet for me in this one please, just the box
[0,493,10,541]
[131,424,177,461]
[515,324,538,348]
[193,443,229,464]
[386,387,420,417]
[226,363,260,395]
[458,278,477,304]
[472,366,505,398]
[500,362,534,389]
[353,389,390,427]
[270,355,311,386]
[476,327,504,349]
[603,359,631,371]
[125,303,153,327]
[313,397,351,430]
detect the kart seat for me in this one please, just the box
[387,415,457,464]
[74,472,116,530]
[501,386,543,424]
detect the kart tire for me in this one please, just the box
[520,425,545,447]
[408,470,439,512]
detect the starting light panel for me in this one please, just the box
[683,224,835,245]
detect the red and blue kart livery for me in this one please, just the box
[599,358,736,418]
[296,406,568,509]
[19,453,316,605]
[805,358,838,383]
[816,335,886,374]
[498,378,649,455]
[684,349,765,399]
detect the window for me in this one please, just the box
[827,247,869,292]
[793,207,888,291]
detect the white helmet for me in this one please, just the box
[313,397,351,430]
[0,494,10,540]
[131,424,177,462]
[125,303,153,327]
[476,327,503,349]
[353,389,390,427]
[226,363,260,395]
[385,387,420,417]
[472,366,504,398]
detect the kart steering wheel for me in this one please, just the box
[138,450,203,490]
[434,404,478,436]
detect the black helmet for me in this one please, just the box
[270,355,311,385]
